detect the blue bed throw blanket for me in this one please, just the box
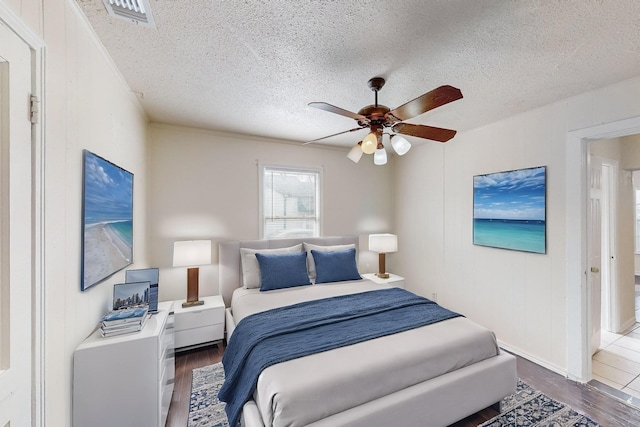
[218,287,462,427]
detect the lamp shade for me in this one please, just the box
[361,131,378,154]
[173,240,211,267]
[391,135,411,156]
[373,145,387,165]
[347,143,363,163]
[369,234,398,253]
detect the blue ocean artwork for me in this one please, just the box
[82,151,134,290]
[83,153,133,226]
[473,166,546,254]
[108,220,133,247]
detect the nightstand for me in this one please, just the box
[173,295,225,351]
[362,273,405,289]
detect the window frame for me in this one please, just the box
[258,163,323,240]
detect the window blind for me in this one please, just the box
[261,165,320,239]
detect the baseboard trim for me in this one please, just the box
[619,317,637,334]
[497,340,567,378]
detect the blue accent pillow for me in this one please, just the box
[255,252,311,291]
[311,248,362,284]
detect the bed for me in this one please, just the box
[219,236,517,427]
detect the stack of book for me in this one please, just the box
[100,306,150,337]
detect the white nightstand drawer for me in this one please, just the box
[175,323,224,348]
[174,306,223,330]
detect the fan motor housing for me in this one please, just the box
[358,104,393,126]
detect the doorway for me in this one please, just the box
[0,9,45,426]
[565,117,640,389]
[587,141,640,404]
[0,20,36,425]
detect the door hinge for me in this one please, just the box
[30,94,39,124]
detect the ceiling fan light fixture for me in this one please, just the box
[347,142,363,163]
[361,131,378,154]
[373,143,387,165]
[307,79,462,159]
[391,134,411,156]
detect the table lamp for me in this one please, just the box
[173,240,211,308]
[368,234,398,279]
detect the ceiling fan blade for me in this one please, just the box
[308,102,368,122]
[392,123,457,143]
[389,85,463,121]
[303,126,366,145]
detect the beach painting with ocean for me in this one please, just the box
[473,166,546,254]
[81,150,134,290]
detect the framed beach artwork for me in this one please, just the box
[81,150,134,291]
[473,166,546,254]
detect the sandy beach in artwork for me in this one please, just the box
[83,222,132,286]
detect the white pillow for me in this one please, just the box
[303,242,356,281]
[240,244,303,288]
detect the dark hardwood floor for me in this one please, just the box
[167,345,640,427]
[166,343,225,427]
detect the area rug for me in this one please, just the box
[189,363,601,427]
[479,380,601,426]
[188,362,229,427]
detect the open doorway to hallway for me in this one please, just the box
[588,143,640,406]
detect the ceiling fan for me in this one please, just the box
[306,77,463,165]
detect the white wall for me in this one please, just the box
[148,124,395,302]
[3,1,150,425]
[395,76,640,374]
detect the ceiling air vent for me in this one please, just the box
[102,0,156,28]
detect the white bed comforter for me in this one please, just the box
[230,280,500,427]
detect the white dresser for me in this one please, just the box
[73,301,175,427]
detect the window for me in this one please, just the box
[260,165,321,239]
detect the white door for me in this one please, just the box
[0,20,34,425]
[599,161,618,333]
[589,156,603,355]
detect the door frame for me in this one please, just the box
[587,154,604,355]
[566,116,640,382]
[0,3,45,426]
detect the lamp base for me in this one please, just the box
[184,267,202,308]
[376,253,389,279]
[182,300,205,308]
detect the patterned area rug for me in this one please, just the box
[480,380,601,426]
[189,362,229,427]
[189,364,601,427]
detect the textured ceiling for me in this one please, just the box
[76,0,640,148]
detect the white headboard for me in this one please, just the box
[218,236,359,307]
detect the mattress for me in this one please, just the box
[229,280,501,427]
